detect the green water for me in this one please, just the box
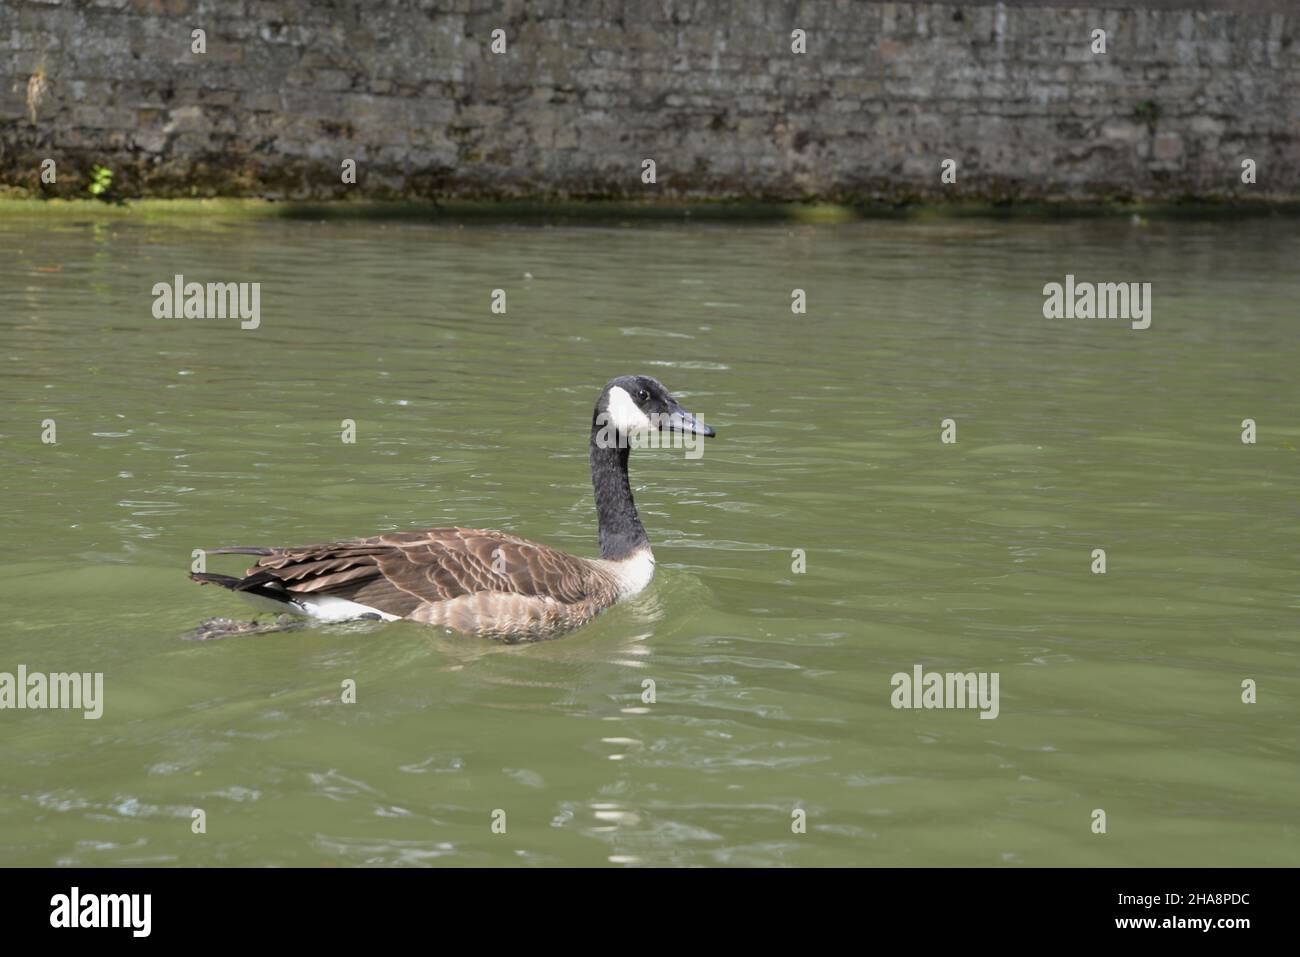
[0,214,1296,867]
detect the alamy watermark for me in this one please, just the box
[152,274,260,329]
[1043,274,1151,330]
[50,887,150,937]
[0,666,103,719]
[891,665,999,719]
[593,411,709,459]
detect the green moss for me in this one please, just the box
[0,196,1297,224]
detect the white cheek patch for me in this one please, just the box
[606,386,653,434]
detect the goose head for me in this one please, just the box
[593,375,716,445]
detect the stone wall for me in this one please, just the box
[1,0,1296,203]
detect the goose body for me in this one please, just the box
[190,376,714,641]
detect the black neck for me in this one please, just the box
[589,432,649,560]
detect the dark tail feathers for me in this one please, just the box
[189,572,244,589]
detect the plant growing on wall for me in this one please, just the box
[87,165,114,201]
[1133,100,1160,134]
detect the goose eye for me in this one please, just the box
[637,389,649,402]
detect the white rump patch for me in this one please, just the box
[238,590,401,622]
[606,385,652,434]
[598,548,656,598]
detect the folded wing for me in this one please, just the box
[211,528,598,620]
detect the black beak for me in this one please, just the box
[664,402,716,437]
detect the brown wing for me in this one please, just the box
[214,528,599,619]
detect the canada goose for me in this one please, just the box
[189,376,716,641]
